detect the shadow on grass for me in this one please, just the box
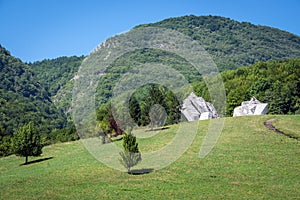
[110,136,123,143]
[20,157,54,166]
[145,126,170,132]
[128,168,154,175]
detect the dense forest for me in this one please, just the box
[138,15,300,71]
[193,58,300,116]
[29,56,84,97]
[30,15,300,119]
[0,46,78,156]
[29,56,84,116]
[96,58,300,134]
[94,15,300,106]
[92,16,300,130]
[1,15,300,156]
[0,45,66,135]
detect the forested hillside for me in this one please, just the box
[0,45,67,135]
[193,58,300,116]
[95,15,300,107]
[1,15,299,155]
[93,16,300,129]
[30,15,300,118]
[29,56,84,115]
[29,56,84,97]
[140,15,300,71]
[0,46,80,156]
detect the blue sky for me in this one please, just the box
[0,0,299,62]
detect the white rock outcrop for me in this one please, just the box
[181,92,219,121]
[233,97,268,117]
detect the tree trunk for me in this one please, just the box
[25,156,28,164]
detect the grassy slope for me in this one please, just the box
[272,115,300,140]
[0,115,299,199]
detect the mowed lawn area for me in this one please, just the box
[1,115,299,199]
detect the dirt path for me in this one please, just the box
[264,119,298,140]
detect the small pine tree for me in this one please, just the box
[13,122,43,164]
[119,132,141,173]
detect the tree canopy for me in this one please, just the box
[139,15,300,71]
[119,133,141,173]
[0,45,67,135]
[193,58,300,116]
[13,122,43,164]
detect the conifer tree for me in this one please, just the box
[119,132,141,173]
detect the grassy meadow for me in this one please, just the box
[0,115,299,199]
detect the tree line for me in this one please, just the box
[97,84,181,137]
[0,46,79,156]
[193,58,300,116]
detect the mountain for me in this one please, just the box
[28,56,84,115]
[28,15,300,124]
[1,15,300,156]
[93,15,300,106]
[28,56,84,97]
[138,15,300,71]
[0,45,67,135]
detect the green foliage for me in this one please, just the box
[0,45,67,136]
[44,125,79,145]
[29,56,84,96]
[97,102,113,135]
[131,84,165,127]
[0,126,12,156]
[95,48,199,107]
[29,55,84,116]
[122,132,139,152]
[10,15,297,135]
[97,84,181,135]
[13,122,43,164]
[131,84,181,127]
[0,46,80,149]
[93,16,300,124]
[140,15,300,71]
[194,58,300,116]
[129,95,142,126]
[165,90,181,124]
[119,133,141,172]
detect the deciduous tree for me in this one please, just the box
[13,122,43,164]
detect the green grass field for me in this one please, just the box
[272,115,300,140]
[1,115,299,199]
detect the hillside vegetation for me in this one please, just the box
[140,15,300,71]
[0,46,79,156]
[193,58,300,116]
[29,56,84,97]
[0,45,66,136]
[30,15,300,118]
[90,16,300,124]
[0,115,299,199]
[1,15,300,156]
[28,56,84,115]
